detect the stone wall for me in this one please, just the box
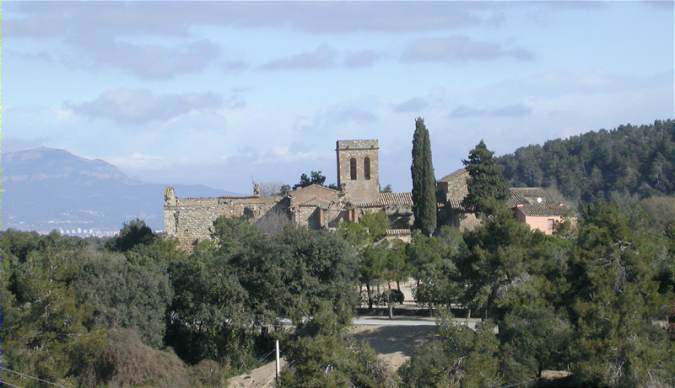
[164,187,286,250]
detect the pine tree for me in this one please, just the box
[567,204,671,386]
[411,117,437,236]
[462,140,509,215]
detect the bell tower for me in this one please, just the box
[336,139,379,204]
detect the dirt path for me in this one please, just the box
[227,323,437,386]
[227,359,285,388]
[351,324,436,370]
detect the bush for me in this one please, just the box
[97,329,191,387]
[189,359,228,387]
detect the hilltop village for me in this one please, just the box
[164,139,573,250]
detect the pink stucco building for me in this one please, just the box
[508,187,573,235]
[437,169,575,234]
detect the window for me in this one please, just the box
[364,157,371,180]
[350,158,357,180]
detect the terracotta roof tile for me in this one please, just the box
[358,192,413,207]
[508,187,572,216]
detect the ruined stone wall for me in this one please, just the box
[292,206,348,229]
[164,187,285,250]
[336,140,379,205]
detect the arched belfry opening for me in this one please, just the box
[350,158,357,180]
[364,157,371,180]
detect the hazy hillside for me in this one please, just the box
[1,147,235,233]
[497,119,675,204]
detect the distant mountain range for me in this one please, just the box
[2,147,236,233]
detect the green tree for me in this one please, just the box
[411,117,437,236]
[360,244,387,310]
[165,256,251,365]
[107,218,156,252]
[274,225,360,321]
[461,140,509,215]
[407,229,464,313]
[360,211,389,242]
[337,212,394,312]
[500,304,573,382]
[73,251,173,348]
[293,170,327,189]
[457,199,538,320]
[0,232,103,386]
[400,316,502,387]
[280,303,394,387]
[566,204,672,386]
[384,239,410,293]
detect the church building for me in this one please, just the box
[164,139,414,250]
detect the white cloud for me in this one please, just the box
[401,35,533,63]
[107,152,169,171]
[67,89,223,124]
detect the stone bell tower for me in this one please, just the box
[336,139,379,204]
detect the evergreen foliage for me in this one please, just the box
[462,140,509,214]
[498,119,675,204]
[411,117,438,236]
[106,218,156,252]
[566,204,673,386]
[280,303,395,387]
[401,198,673,387]
[294,170,327,189]
[400,317,502,387]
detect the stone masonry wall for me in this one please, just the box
[164,187,285,250]
[336,140,379,205]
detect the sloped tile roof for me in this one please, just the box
[514,202,571,217]
[441,177,573,217]
[438,168,468,182]
[358,192,413,208]
[509,187,571,216]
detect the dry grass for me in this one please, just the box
[100,329,192,388]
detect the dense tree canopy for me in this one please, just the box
[498,119,675,204]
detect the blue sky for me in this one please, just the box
[4,1,673,193]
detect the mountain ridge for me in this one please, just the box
[2,147,238,233]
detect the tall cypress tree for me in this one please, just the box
[462,140,509,215]
[411,117,437,236]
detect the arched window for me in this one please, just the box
[364,157,371,180]
[350,158,357,180]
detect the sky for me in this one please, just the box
[3,1,674,193]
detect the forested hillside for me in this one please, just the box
[498,120,674,204]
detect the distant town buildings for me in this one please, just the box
[57,228,118,237]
